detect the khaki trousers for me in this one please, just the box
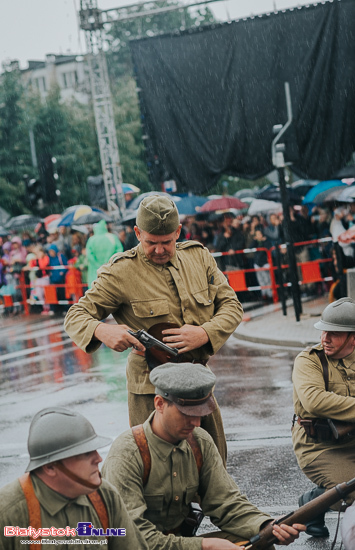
[128,392,227,467]
[303,447,355,510]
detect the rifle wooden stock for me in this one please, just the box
[235,477,355,549]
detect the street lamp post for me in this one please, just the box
[272,82,302,322]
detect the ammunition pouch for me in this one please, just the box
[295,416,355,441]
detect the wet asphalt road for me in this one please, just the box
[0,312,343,548]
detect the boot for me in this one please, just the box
[298,487,330,538]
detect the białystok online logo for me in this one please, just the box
[4,523,126,538]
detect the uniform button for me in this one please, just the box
[173,472,177,477]
[174,496,179,501]
[348,377,351,380]
[150,310,154,315]
[208,299,212,303]
[173,448,176,452]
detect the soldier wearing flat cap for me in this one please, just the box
[292,297,355,538]
[65,195,243,465]
[102,362,304,550]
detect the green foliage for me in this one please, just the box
[106,2,216,78]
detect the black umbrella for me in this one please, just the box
[74,210,113,225]
[332,166,355,179]
[256,186,301,204]
[5,214,42,230]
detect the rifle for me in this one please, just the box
[235,477,355,549]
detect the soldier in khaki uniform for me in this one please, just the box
[102,362,305,550]
[0,407,147,550]
[292,297,355,538]
[64,195,243,465]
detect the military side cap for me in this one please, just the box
[136,195,179,235]
[150,362,216,416]
[314,297,355,332]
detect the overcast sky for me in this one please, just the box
[1,0,313,69]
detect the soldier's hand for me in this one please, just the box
[94,323,145,353]
[161,324,209,353]
[202,539,241,549]
[272,522,306,545]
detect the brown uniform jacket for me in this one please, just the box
[292,343,355,470]
[64,241,243,394]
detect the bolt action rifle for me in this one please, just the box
[235,477,355,549]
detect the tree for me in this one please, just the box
[0,70,32,214]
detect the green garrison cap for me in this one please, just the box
[136,195,179,235]
[150,362,216,416]
[26,407,112,472]
[314,297,355,332]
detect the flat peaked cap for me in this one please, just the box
[136,195,179,235]
[314,297,355,332]
[150,362,216,416]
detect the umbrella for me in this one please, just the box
[176,195,208,215]
[58,205,109,226]
[335,185,355,203]
[234,189,257,199]
[338,226,355,245]
[199,196,247,213]
[332,166,355,179]
[5,214,42,231]
[0,225,10,237]
[128,191,180,211]
[248,199,282,216]
[35,214,62,233]
[256,186,301,204]
[120,209,138,225]
[290,179,319,198]
[303,180,345,205]
[122,183,140,194]
[320,185,349,204]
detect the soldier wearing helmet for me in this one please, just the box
[292,298,355,539]
[0,407,147,550]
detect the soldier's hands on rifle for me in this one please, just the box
[161,324,209,353]
[94,323,145,353]
[271,521,305,545]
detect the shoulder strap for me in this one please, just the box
[87,490,109,531]
[186,432,203,474]
[132,424,203,486]
[18,473,42,550]
[132,425,151,487]
[314,348,329,391]
[19,472,108,539]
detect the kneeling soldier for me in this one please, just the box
[0,407,147,549]
[103,362,305,549]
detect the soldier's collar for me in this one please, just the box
[31,474,91,516]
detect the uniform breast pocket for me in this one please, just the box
[131,299,170,320]
[192,285,217,324]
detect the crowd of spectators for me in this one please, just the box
[1,202,355,315]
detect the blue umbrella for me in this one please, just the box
[303,180,345,205]
[176,195,208,215]
[58,205,107,226]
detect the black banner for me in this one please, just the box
[130,0,355,193]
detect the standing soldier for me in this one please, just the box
[292,297,355,537]
[64,195,243,465]
[0,407,147,549]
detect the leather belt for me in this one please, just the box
[131,349,146,357]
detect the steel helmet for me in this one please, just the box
[26,407,112,472]
[314,297,355,332]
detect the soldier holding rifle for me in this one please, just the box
[292,297,355,538]
[65,195,243,465]
[102,362,305,549]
